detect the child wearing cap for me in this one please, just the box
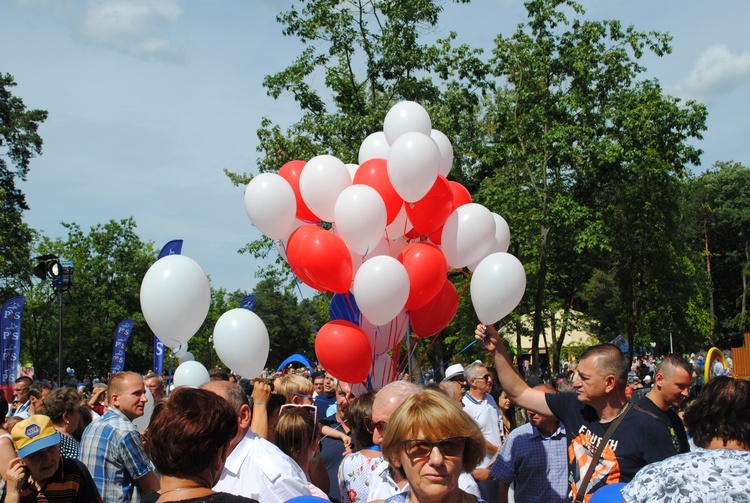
[5,415,102,502]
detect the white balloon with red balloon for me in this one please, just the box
[173,361,210,388]
[213,308,270,379]
[334,185,388,255]
[431,129,454,177]
[243,173,297,240]
[358,132,391,164]
[387,132,441,203]
[352,255,410,326]
[299,155,351,222]
[383,101,432,144]
[140,255,211,350]
[441,203,496,269]
[470,252,526,324]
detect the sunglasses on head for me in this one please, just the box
[401,437,467,460]
[279,403,317,416]
[364,417,387,435]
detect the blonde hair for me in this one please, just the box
[276,374,314,403]
[382,389,485,474]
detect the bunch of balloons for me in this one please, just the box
[244,101,526,385]
[140,254,271,387]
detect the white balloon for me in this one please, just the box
[276,218,307,263]
[470,252,526,324]
[441,204,496,269]
[387,132,441,203]
[180,351,195,362]
[299,155,352,222]
[140,255,211,349]
[358,132,390,164]
[493,213,511,253]
[466,213,512,271]
[213,308,270,379]
[172,343,189,359]
[345,163,359,181]
[383,101,432,145]
[243,173,297,240]
[431,129,454,177]
[334,185,387,255]
[360,309,409,355]
[173,361,210,388]
[352,255,410,326]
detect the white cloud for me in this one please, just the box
[672,44,750,101]
[82,0,185,62]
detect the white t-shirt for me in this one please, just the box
[462,392,502,468]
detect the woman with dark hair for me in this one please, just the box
[42,387,84,459]
[338,390,385,503]
[147,387,258,502]
[374,389,487,503]
[494,385,516,444]
[622,376,750,502]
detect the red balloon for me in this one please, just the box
[449,181,472,209]
[315,320,373,383]
[405,175,453,236]
[279,160,320,222]
[288,227,352,293]
[428,226,443,245]
[410,279,459,337]
[353,158,403,225]
[285,225,320,286]
[397,242,448,310]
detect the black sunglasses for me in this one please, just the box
[402,437,467,460]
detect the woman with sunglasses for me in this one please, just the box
[274,404,330,501]
[375,389,486,503]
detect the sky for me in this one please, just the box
[2,0,749,295]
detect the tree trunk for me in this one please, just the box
[532,226,549,376]
[705,218,716,344]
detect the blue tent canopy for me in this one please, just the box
[609,334,629,353]
[276,354,315,375]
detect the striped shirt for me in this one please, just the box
[19,457,103,503]
[79,407,154,503]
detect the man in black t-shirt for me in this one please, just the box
[476,324,683,503]
[635,354,692,454]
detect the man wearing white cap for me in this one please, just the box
[442,363,467,391]
[6,415,102,502]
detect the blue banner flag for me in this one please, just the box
[1,297,26,397]
[110,320,135,375]
[153,240,183,376]
[158,239,183,259]
[240,295,256,312]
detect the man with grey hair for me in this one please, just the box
[143,372,165,403]
[201,380,310,503]
[462,361,502,503]
[366,381,481,502]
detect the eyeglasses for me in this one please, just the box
[402,437,468,460]
[364,417,387,435]
[279,403,317,416]
[473,374,491,381]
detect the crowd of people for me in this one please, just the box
[0,335,746,503]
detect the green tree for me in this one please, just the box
[475,0,707,367]
[26,219,158,379]
[0,73,47,298]
[690,161,750,347]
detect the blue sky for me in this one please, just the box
[2,0,749,294]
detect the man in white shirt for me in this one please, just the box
[202,380,311,503]
[462,362,502,503]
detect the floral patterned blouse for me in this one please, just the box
[621,448,750,502]
[338,451,386,503]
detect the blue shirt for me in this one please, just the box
[80,407,154,503]
[490,421,568,503]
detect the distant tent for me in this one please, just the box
[276,354,314,375]
[610,334,629,353]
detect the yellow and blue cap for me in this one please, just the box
[11,415,61,458]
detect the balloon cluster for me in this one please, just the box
[244,101,526,385]
[140,255,271,388]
